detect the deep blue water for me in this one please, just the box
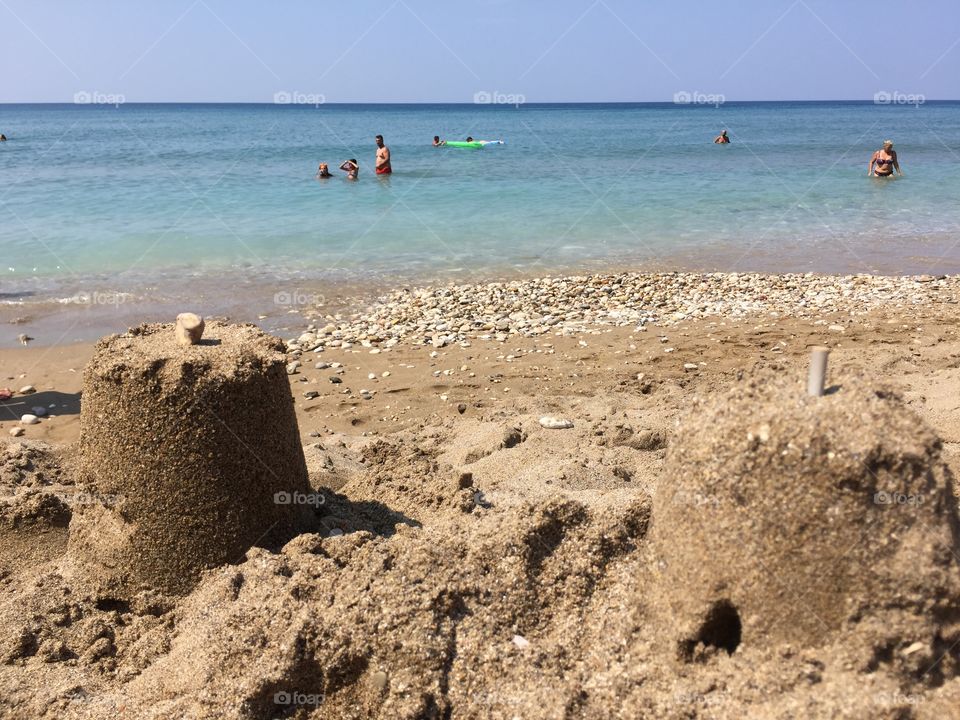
[2,101,959,304]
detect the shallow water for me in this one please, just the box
[1,101,959,327]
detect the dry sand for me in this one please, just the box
[1,273,960,719]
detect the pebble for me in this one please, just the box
[371,671,389,692]
[512,635,530,649]
[315,362,330,370]
[20,414,40,425]
[279,273,958,353]
[303,391,320,400]
[330,376,343,384]
[286,361,300,375]
[683,363,699,371]
[539,416,574,430]
[9,427,24,437]
[19,385,35,394]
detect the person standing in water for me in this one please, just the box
[869,140,903,178]
[714,129,730,144]
[375,134,391,175]
[339,159,359,180]
[0,134,7,142]
[316,162,332,178]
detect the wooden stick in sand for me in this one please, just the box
[175,313,205,346]
[807,346,829,397]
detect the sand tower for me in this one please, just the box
[68,320,315,596]
[651,373,960,659]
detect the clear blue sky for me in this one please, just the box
[2,0,957,103]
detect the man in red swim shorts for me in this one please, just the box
[375,134,392,175]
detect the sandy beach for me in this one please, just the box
[1,271,959,718]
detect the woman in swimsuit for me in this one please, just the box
[869,140,902,178]
[339,159,359,180]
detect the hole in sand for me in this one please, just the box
[681,600,742,661]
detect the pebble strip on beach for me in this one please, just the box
[286,272,957,352]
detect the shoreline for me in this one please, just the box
[3,269,958,450]
[2,267,956,350]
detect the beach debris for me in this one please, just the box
[0,388,12,401]
[19,414,39,425]
[807,346,830,397]
[174,312,205,346]
[539,416,574,430]
[512,634,530,649]
[8,427,24,437]
[18,385,35,395]
[17,334,32,346]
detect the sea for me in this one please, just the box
[1,101,959,340]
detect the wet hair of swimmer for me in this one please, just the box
[434,136,440,142]
[466,136,474,142]
[349,159,357,165]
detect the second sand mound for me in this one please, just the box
[652,374,960,668]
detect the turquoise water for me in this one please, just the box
[2,101,960,302]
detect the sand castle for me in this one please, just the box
[68,320,315,597]
[652,373,960,660]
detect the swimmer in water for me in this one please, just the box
[433,136,446,146]
[714,129,730,144]
[316,162,332,178]
[340,159,359,180]
[868,140,903,178]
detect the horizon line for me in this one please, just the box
[1,98,958,106]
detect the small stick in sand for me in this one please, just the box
[175,313,205,346]
[807,346,829,397]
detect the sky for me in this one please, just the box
[1,0,958,103]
